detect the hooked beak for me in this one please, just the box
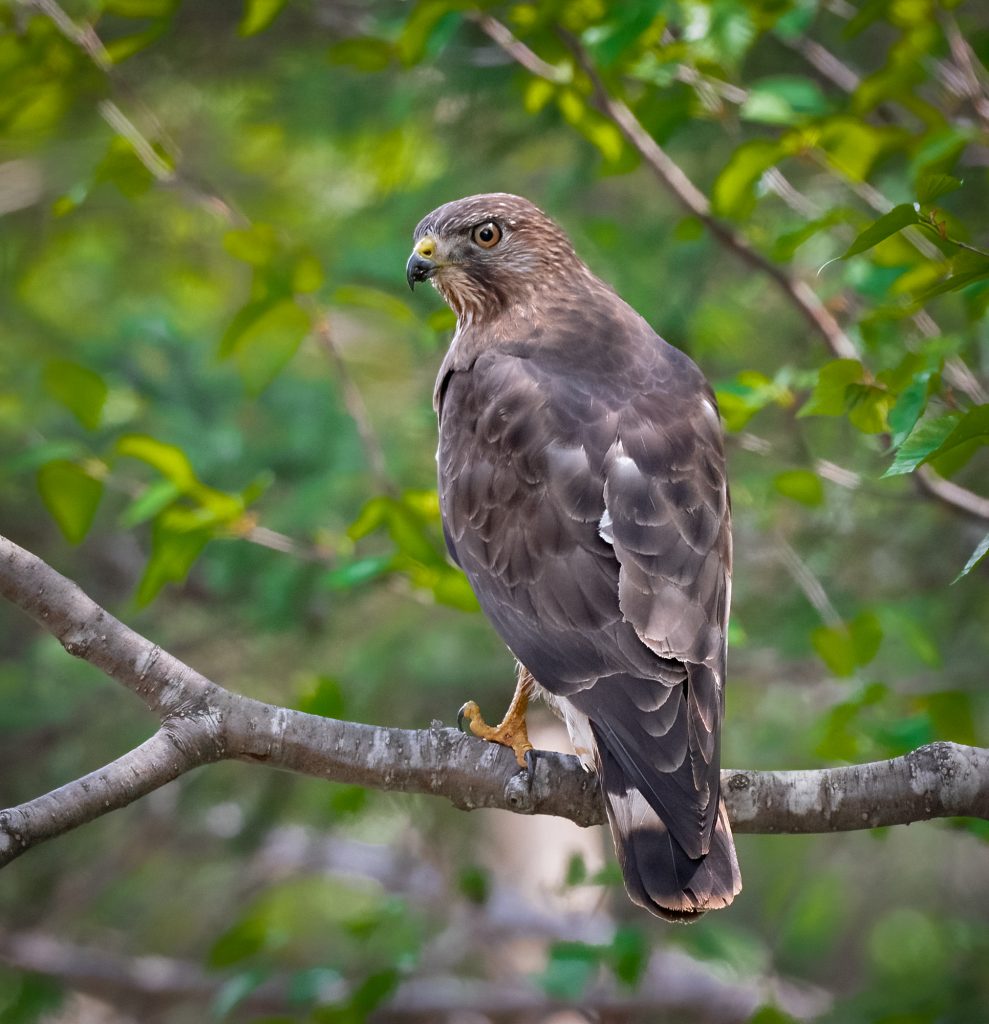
[406,236,439,290]
[406,251,437,290]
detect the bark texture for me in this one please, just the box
[1,533,987,868]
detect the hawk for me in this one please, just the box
[406,193,741,920]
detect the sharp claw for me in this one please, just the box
[525,748,537,790]
[457,703,473,734]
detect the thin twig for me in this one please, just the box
[937,12,989,129]
[783,30,987,399]
[474,12,564,80]
[477,16,988,522]
[311,314,396,496]
[774,534,843,629]
[473,15,860,363]
[241,523,336,564]
[97,100,175,182]
[915,465,989,521]
[780,34,860,92]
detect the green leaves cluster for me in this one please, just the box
[3,1,988,1022]
[337,492,478,610]
[535,927,649,1000]
[34,356,268,603]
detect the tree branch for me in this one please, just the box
[1,534,987,869]
[474,14,989,525]
[472,14,859,363]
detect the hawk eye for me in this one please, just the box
[472,222,502,249]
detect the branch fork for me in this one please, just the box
[1,534,987,870]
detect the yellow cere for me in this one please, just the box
[414,237,436,259]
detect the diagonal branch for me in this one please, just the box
[472,14,859,362]
[474,14,989,525]
[1,533,987,870]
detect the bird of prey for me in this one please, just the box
[406,193,740,920]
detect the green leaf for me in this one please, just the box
[397,1,462,65]
[773,469,824,506]
[817,119,903,182]
[323,555,394,591]
[211,969,270,1019]
[883,413,960,476]
[347,969,400,1014]
[457,864,490,905]
[712,140,783,219]
[292,249,324,293]
[387,502,443,566]
[348,497,392,541]
[912,262,989,301]
[565,852,587,886]
[952,532,989,583]
[715,369,794,431]
[918,691,976,745]
[771,207,856,261]
[223,224,280,266]
[119,479,181,528]
[103,0,176,15]
[104,23,167,63]
[887,373,934,446]
[748,1007,799,1024]
[220,299,312,394]
[239,0,288,36]
[535,942,601,999]
[42,359,107,431]
[798,359,864,417]
[0,973,64,1024]
[208,915,270,969]
[37,460,103,544]
[430,568,479,611]
[916,172,962,204]
[607,927,648,987]
[327,37,394,72]
[116,434,197,490]
[523,77,556,114]
[296,675,346,719]
[841,204,921,258]
[930,403,989,461]
[135,512,211,605]
[327,785,367,816]
[741,76,829,124]
[3,441,84,476]
[331,285,415,324]
[811,612,883,677]
[845,383,892,434]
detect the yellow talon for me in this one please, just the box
[457,667,535,768]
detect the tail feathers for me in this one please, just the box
[597,744,741,922]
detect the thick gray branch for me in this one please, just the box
[1,534,987,869]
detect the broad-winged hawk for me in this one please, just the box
[407,193,741,920]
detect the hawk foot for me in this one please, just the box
[457,699,534,770]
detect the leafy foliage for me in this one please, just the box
[1,0,987,1021]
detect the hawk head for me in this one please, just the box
[406,193,582,321]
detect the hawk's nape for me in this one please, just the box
[408,192,741,920]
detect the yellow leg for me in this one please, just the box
[458,666,535,768]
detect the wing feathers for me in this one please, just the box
[437,333,737,918]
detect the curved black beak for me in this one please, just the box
[406,252,437,291]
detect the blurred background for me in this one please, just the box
[1,0,988,1021]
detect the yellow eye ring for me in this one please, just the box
[472,222,502,248]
